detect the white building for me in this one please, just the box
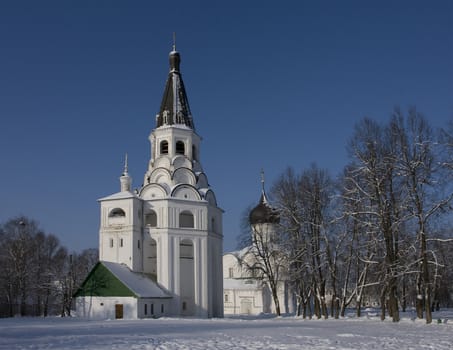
[75,47,224,319]
[223,180,296,315]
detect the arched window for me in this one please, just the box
[109,208,125,217]
[211,217,216,233]
[192,145,197,161]
[176,141,185,155]
[145,210,157,227]
[160,140,169,155]
[179,211,194,228]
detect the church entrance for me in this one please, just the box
[115,304,123,319]
[240,299,253,315]
[180,239,194,316]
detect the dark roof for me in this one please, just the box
[249,192,280,225]
[156,50,195,129]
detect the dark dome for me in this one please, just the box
[249,194,280,225]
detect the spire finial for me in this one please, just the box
[172,32,176,52]
[120,153,132,192]
[260,168,269,204]
[260,168,265,192]
[123,153,129,176]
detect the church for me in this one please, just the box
[75,46,224,319]
[223,177,296,315]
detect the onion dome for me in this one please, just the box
[249,171,280,225]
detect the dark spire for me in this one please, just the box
[155,45,195,130]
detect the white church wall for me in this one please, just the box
[223,248,297,315]
[99,196,144,271]
[223,286,266,315]
[75,296,137,320]
[223,254,241,279]
[75,297,172,319]
[142,235,157,275]
[136,298,171,318]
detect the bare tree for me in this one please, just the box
[30,232,66,316]
[391,109,453,323]
[236,192,287,316]
[339,165,374,317]
[0,216,98,317]
[58,248,98,316]
[346,118,402,322]
[271,168,310,317]
[0,218,37,316]
[271,165,334,319]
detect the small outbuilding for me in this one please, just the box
[74,261,171,319]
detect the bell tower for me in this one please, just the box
[138,46,224,318]
[97,45,223,318]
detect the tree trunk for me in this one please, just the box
[321,297,328,319]
[296,298,302,317]
[421,234,432,324]
[356,300,362,318]
[424,285,432,324]
[388,281,400,322]
[270,283,281,316]
[401,278,407,312]
[314,294,320,319]
[334,298,340,319]
[307,297,312,319]
[380,286,386,321]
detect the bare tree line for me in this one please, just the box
[0,216,98,317]
[238,109,453,323]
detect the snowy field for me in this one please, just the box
[1,310,452,350]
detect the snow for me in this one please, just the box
[1,310,452,350]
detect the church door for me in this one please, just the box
[115,304,123,319]
[240,299,253,315]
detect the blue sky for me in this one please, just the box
[1,1,452,253]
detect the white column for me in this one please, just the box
[158,234,170,289]
[193,237,200,315]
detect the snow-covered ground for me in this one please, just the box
[1,310,452,350]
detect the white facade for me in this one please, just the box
[92,48,223,318]
[75,296,171,320]
[223,250,295,316]
[223,252,272,315]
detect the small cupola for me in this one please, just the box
[249,171,280,225]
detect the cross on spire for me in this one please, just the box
[260,169,265,192]
[260,169,269,205]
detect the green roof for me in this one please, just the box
[74,262,136,298]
